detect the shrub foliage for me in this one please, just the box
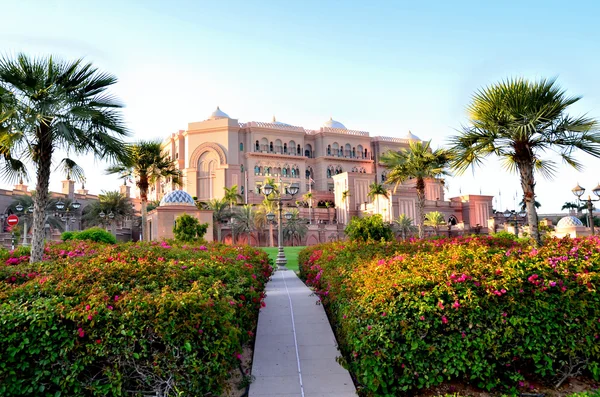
[0,240,272,395]
[173,213,209,242]
[299,236,600,395]
[60,227,117,244]
[344,214,394,242]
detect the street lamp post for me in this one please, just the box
[56,200,81,232]
[262,179,299,269]
[571,183,600,235]
[503,209,527,237]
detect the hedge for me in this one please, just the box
[0,240,272,396]
[299,236,600,395]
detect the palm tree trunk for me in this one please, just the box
[217,222,222,242]
[30,130,53,263]
[139,175,149,241]
[416,177,425,239]
[519,163,541,246]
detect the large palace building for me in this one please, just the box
[150,107,493,244]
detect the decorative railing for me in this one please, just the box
[244,121,305,132]
[372,136,412,143]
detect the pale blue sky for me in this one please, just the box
[1,0,599,212]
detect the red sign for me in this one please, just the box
[7,214,19,226]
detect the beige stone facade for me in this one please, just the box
[149,107,496,243]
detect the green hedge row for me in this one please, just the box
[299,236,600,395]
[0,240,272,396]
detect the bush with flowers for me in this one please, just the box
[0,240,272,396]
[299,236,600,395]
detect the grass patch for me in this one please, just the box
[260,246,305,272]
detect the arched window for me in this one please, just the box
[241,185,244,195]
[241,164,244,173]
[254,165,261,175]
[261,138,268,152]
[197,152,218,200]
[448,216,458,226]
[364,148,368,158]
[327,168,331,178]
[357,145,364,159]
[344,144,351,157]
[295,167,300,178]
[381,171,387,183]
[289,140,296,155]
[332,142,339,157]
[297,144,301,156]
[269,142,274,152]
[335,166,342,175]
[255,140,260,151]
[275,139,282,153]
[240,142,244,151]
[304,144,312,158]
[352,147,356,158]
[327,145,331,155]
[352,167,357,172]
[282,167,287,177]
[284,143,287,153]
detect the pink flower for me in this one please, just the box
[549,281,556,287]
[381,312,387,317]
[367,325,372,330]
[85,305,90,311]
[452,300,460,310]
[437,301,445,310]
[229,300,236,305]
[461,331,466,338]
[107,305,113,310]
[235,352,242,360]
[502,312,508,317]
[441,316,448,324]
[96,339,102,344]
[78,328,85,338]
[199,246,207,251]
[198,329,203,334]
[87,315,93,321]
[114,295,119,301]
[420,316,425,321]
[343,315,347,319]
[421,291,426,296]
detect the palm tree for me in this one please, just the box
[367,182,388,215]
[0,54,130,262]
[282,209,308,246]
[232,204,256,244]
[303,192,314,224]
[107,140,181,241]
[424,211,446,236]
[205,198,229,242]
[450,78,600,246]
[518,196,541,212]
[561,201,584,215]
[341,190,351,224]
[223,185,242,244]
[380,140,450,239]
[255,198,277,247]
[82,191,133,233]
[393,214,414,240]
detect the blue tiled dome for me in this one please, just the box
[556,216,584,228]
[159,190,195,206]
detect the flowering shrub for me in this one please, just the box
[0,240,272,396]
[299,236,600,395]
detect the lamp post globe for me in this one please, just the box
[99,211,106,219]
[572,184,585,198]
[71,201,81,210]
[593,183,600,198]
[263,184,274,197]
[503,209,512,218]
[15,204,24,213]
[571,184,599,235]
[518,210,527,218]
[56,201,65,211]
[27,207,33,213]
[266,212,275,222]
[284,212,293,221]
[108,212,115,220]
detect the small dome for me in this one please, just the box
[323,117,346,129]
[556,216,584,228]
[209,106,229,120]
[159,190,196,207]
[406,130,421,141]
[272,116,290,126]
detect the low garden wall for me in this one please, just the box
[299,236,600,395]
[0,240,272,396]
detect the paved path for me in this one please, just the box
[249,268,356,397]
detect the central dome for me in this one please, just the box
[209,106,230,120]
[271,116,291,126]
[159,190,196,207]
[323,117,346,129]
[405,131,421,141]
[556,216,584,228]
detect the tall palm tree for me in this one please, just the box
[232,204,256,245]
[107,140,181,241]
[393,214,414,241]
[380,140,450,239]
[205,198,229,242]
[0,54,130,262]
[341,190,351,224]
[367,182,389,217]
[518,196,541,212]
[303,192,314,224]
[450,78,600,246]
[424,211,446,236]
[223,185,242,244]
[82,190,133,233]
[282,209,308,246]
[255,198,277,247]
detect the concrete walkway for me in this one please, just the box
[249,268,356,397]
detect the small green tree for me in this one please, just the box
[344,214,393,242]
[393,214,415,240]
[424,211,446,236]
[173,214,209,242]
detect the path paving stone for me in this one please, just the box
[249,268,356,397]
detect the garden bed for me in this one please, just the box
[299,236,600,396]
[0,240,272,396]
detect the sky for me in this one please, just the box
[1,0,599,212]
